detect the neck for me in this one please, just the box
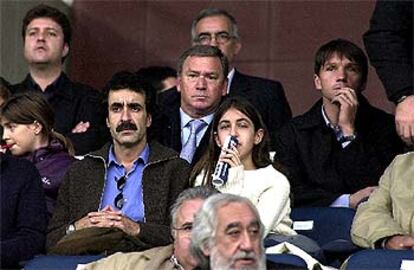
[33,136,50,151]
[112,140,147,172]
[242,155,256,170]
[29,64,62,91]
[181,106,213,120]
[322,98,340,126]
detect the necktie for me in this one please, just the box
[180,119,206,163]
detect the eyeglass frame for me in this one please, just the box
[194,31,236,45]
[114,175,127,209]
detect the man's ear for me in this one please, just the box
[106,118,110,128]
[62,43,69,58]
[314,74,322,91]
[176,77,182,93]
[201,244,211,257]
[234,41,242,56]
[146,114,152,128]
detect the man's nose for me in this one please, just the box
[121,107,131,121]
[239,232,254,251]
[336,67,347,81]
[209,36,218,47]
[195,75,207,89]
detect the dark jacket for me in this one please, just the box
[154,90,211,167]
[229,70,292,149]
[11,73,106,155]
[46,141,190,252]
[275,96,404,207]
[363,1,413,103]
[21,139,75,217]
[1,154,48,268]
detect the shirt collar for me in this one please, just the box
[321,105,340,130]
[179,107,214,129]
[226,68,236,94]
[107,143,150,167]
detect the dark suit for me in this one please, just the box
[153,92,211,167]
[157,70,292,152]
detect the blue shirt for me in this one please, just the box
[100,144,150,222]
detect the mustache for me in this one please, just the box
[232,251,257,261]
[116,121,137,132]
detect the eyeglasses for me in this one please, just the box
[195,32,234,45]
[114,175,126,209]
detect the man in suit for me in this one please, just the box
[190,8,292,149]
[159,8,291,150]
[155,45,228,166]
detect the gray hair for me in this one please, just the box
[191,8,240,43]
[190,193,265,269]
[176,45,229,78]
[170,186,217,230]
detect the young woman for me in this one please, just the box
[191,97,296,236]
[1,93,74,217]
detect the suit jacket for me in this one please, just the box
[157,70,292,153]
[154,91,210,167]
[230,70,292,149]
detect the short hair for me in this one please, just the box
[170,187,217,230]
[103,71,156,117]
[314,38,368,88]
[136,66,177,93]
[190,193,265,269]
[22,4,72,46]
[191,8,240,43]
[177,45,229,79]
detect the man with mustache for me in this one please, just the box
[154,45,228,166]
[47,71,190,255]
[11,4,105,155]
[191,193,266,270]
[275,39,404,208]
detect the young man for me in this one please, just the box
[12,4,105,155]
[47,71,190,254]
[275,39,404,208]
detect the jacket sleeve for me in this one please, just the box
[1,163,48,267]
[46,167,75,250]
[351,158,405,248]
[135,158,190,248]
[274,124,341,207]
[363,1,413,103]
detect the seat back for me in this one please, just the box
[346,249,414,270]
[291,207,355,246]
[23,255,104,270]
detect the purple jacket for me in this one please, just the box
[22,139,74,216]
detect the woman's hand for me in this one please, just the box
[218,146,241,167]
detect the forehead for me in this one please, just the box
[108,89,145,104]
[323,52,354,65]
[217,202,257,228]
[176,198,204,225]
[182,56,223,73]
[220,108,250,122]
[196,15,231,33]
[27,17,62,31]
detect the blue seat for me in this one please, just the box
[24,255,104,270]
[267,254,307,269]
[346,249,414,270]
[291,207,360,265]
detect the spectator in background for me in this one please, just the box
[190,193,266,270]
[136,66,177,94]
[11,4,105,155]
[364,1,414,147]
[191,97,295,237]
[352,152,414,250]
[1,93,74,217]
[47,71,190,255]
[275,39,404,208]
[82,187,217,270]
[1,154,48,268]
